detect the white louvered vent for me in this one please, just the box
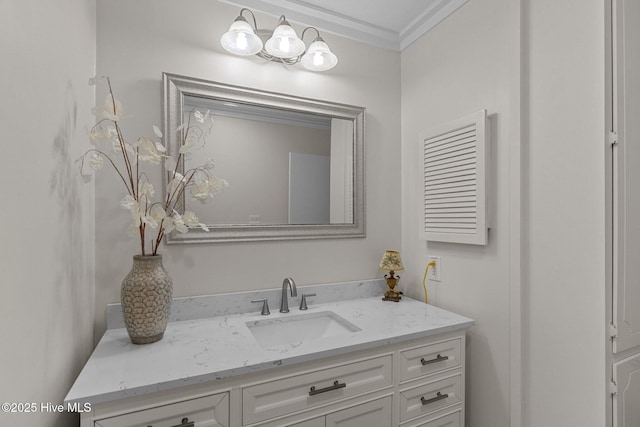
[419,110,489,245]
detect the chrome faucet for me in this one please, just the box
[280,277,298,313]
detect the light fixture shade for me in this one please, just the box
[379,250,404,271]
[301,39,338,71]
[220,18,263,56]
[265,22,305,59]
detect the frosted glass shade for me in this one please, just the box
[220,19,263,56]
[265,23,305,59]
[301,39,338,71]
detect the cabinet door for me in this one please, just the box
[325,397,391,427]
[287,417,325,427]
[95,393,228,427]
[613,0,640,353]
[613,353,640,426]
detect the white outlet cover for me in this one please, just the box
[429,256,441,282]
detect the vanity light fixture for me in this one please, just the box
[220,8,338,72]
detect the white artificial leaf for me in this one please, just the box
[89,153,104,170]
[182,211,199,227]
[150,204,166,222]
[163,217,176,234]
[204,158,216,170]
[120,195,137,210]
[102,95,122,121]
[152,125,163,138]
[142,215,158,228]
[155,142,166,153]
[164,157,177,172]
[138,180,155,198]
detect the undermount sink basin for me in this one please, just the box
[246,311,362,348]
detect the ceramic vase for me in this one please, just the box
[121,255,173,344]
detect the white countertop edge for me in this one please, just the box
[66,296,474,406]
[65,319,473,406]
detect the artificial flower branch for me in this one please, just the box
[80,76,227,256]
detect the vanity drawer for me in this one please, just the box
[399,339,461,382]
[403,411,461,427]
[94,392,229,427]
[399,374,462,422]
[242,355,393,425]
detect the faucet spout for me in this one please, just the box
[280,277,297,313]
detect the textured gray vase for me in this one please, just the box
[121,255,173,344]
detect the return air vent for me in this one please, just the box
[419,110,489,245]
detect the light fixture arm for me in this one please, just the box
[301,27,322,43]
[238,8,259,32]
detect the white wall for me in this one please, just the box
[401,0,515,425]
[0,2,603,426]
[402,0,607,426]
[525,0,606,425]
[94,0,401,336]
[0,1,96,426]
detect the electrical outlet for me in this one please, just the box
[428,256,441,282]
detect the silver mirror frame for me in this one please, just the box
[162,72,365,243]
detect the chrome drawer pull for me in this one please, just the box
[149,418,194,427]
[421,392,449,406]
[309,380,346,396]
[420,354,449,366]
[170,417,195,427]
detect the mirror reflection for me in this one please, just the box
[163,73,365,243]
[183,96,354,226]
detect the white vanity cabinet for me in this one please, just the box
[79,331,466,427]
[67,295,473,427]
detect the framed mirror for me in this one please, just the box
[162,73,365,243]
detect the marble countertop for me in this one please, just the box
[65,294,473,406]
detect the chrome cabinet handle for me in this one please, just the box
[147,417,194,427]
[171,418,195,427]
[421,392,449,406]
[251,298,270,315]
[420,354,449,366]
[309,380,346,396]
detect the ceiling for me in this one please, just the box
[218,0,470,51]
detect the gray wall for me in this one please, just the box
[0,0,96,425]
[94,0,402,337]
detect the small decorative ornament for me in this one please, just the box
[379,250,405,302]
[79,76,227,344]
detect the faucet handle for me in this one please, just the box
[299,293,316,311]
[251,298,270,315]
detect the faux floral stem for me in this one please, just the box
[83,76,223,257]
[114,121,136,197]
[105,77,136,196]
[82,148,132,194]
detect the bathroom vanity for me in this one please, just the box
[65,281,473,427]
